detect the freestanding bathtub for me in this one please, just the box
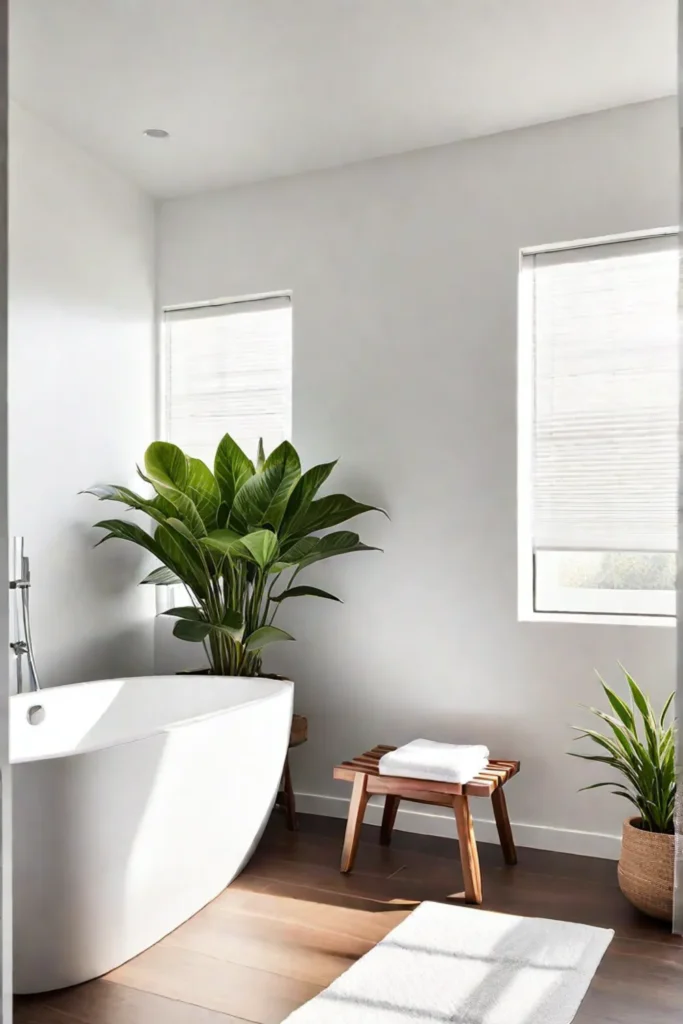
[11,674,293,993]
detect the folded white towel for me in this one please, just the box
[378,738,490,784]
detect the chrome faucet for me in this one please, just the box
[10,537,41,692]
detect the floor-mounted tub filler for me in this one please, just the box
[11,674,293,993]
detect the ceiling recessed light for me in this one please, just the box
[143,128,169,139]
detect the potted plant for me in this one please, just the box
[571,666,676,921]
[84,435,386,677]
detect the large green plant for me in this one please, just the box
[85,435,385,676]
[570,666,676,834]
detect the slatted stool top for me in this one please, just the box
[333,745,520,797]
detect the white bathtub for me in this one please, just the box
[11,674,293,993]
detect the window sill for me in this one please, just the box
[518,609,675,628]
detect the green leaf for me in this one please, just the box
[237,529,279,568]
[256,438,266,472]
[583,707,641,767]
[156,523,209,599]
[93,519,163,560]
[298,494,388,535]
[567,752,620,765]
[622,668,652,724]
[280,461,338,538]
[598,678,636,733]
[142,443,207,537]
[245,625,295,651]
[161,606,204,622]
[200,529,244,557]
[175,497,207,538]
[140,565,181,586]
[276,531,380,569]
[206,609,245,640]
[82,484,166,524]
[149,492,178,518]
[172,619,210,643]
[660,691,675,726]
[166,517,202,546]
[578,782,633,793]
[571,726,624,761]
[298,530,380,568]
[275,536,319,567]
[83,483,132,502]
[165,605,243,642]
[221,607,244,631]
[214,433,255,511]
[271,585,341,603]
[215,501,230,529]
[232,441,301,531]
[637,709,659,765]
[186,457,221,528]
[611,790,640,807]
[144,441,189,495]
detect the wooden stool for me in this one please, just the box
[333,745,520,904]
[278,714,308,831]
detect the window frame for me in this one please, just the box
[517,227,677,628]
[155,290,293,614]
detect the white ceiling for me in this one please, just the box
[10,0,677,199]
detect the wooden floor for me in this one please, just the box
[15,812,683,1023]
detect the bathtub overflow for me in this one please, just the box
[27,704,45,725]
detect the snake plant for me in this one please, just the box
[84,435,385,676]
[570,666,676,833]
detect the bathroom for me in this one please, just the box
[2,3,683,1023]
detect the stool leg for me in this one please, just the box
[491,785,517,865]
[453,795,483,904]
[283,755,298,831]
[380,795,400,846]
[341,773,369,873]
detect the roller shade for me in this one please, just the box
[163,296,292,467]
[528,233,678,553]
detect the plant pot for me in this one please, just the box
[617,817,674,922]
[290,713,308,748]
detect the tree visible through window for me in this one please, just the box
[557,552,676,592]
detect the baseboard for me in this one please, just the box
[295,791,621,861]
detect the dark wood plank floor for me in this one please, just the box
[16,812,683,1023]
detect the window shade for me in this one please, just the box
[528,233,678,553]
[164,296,292,468]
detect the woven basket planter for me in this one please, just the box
[617,817,674,922]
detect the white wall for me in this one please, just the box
[8,103,156,689]
[0,32,11,1015]
[158,98,678,857]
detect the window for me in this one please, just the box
[518,231,678,622]
[158,295,292,613]
[162,295,292,466]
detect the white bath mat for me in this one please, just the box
[283,901,613,1024]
